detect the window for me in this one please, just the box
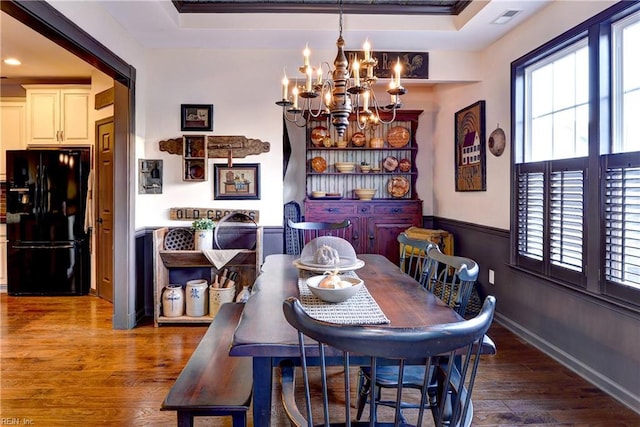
[512,2,640,307]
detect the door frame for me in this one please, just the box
[2,1,137,329]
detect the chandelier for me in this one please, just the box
[275,1,406,139]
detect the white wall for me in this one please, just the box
[47,0,617,230]
[430,0,617,229]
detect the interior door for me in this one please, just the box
[96,117,114,302]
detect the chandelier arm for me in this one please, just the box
[368,90,399,124]
[283,104,309,128]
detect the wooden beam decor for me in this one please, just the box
[159,137,183,155]
[95,87,114,109]
[159,136,270,158]
[170,207,259,223]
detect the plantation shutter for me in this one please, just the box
[604,159,640,290]
[550,168,584,272]
[517,167,544,261]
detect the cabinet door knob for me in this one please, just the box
[360,207,367,213]
[327,208,337,212]
[369,234,374,240]
[392,208,402,213]
[353,232,359,241]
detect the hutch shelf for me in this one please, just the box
[304,110,423,265]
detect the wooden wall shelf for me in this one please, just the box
[152,227,263,326]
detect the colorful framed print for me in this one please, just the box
[454,100,486,191]
[213,163,260,200]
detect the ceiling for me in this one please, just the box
[0,0,551,86]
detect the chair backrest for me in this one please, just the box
[397,232,438,281]
[281,295,496,427]
[420,245,479,317]
[284,201,302,255]
[287,219,352,255]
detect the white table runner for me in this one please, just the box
[297,272,390,325]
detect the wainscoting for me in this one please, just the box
[433,217,640,414]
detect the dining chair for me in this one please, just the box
[356,245,481,421]
[397,232,438,282]
[284,201,302,255]
[280,295,496,427]
[286,218,352,255]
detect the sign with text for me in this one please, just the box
[345,51,428,79]
[170,208,259,223]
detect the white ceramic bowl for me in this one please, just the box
[354,188,377,200]
[306,275,363,303]
[311,191,326,198]
[335,162,355,173]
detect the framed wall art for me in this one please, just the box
[181,104,213,131]
[138,159,163,194]
[454,100,486,192]
[213,163,260,200]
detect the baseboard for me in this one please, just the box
[495,313,640,415]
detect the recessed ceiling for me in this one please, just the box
[171,0,471,15]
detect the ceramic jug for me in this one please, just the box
[185,279,208,317]
[162,284,184,317]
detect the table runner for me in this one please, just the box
[297,271,390,325]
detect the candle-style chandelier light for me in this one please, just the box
[276,0,406,139]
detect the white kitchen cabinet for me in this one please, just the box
[23,85,90,145]
[0,98,27,180]
[0,224,6,289]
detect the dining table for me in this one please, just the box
[229,253,495,426]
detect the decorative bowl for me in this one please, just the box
[354,188,377,200]
[335,162,355,173]
[306,275,363,303]
[360,164,371,173]
[311,191,326,198]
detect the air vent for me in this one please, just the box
[492,10,521,24]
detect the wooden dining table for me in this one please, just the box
[229,253,495,426]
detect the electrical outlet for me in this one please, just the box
[488,269,495,285]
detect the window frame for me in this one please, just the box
[511,1,640,309]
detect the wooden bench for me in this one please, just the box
[161,303,252,427]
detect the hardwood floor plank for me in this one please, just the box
[1,294,638,426]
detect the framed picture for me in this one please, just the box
[454,100,486,192]
[138,159,163,194]
[213,163,260,200]
[181,104,213,131]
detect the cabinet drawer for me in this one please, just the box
[354,203,373,215]
[305,202,356,216]
[373,202,421,216]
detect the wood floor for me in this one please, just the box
[1,294,638,426]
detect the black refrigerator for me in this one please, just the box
[6,148,91,295]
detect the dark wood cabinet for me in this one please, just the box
[304,110,423,262]
[305,199,422,264]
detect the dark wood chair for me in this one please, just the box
[286,218,352,255]
[397,232,438,281]
[280,295,496,426]
[356,245,481,421]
